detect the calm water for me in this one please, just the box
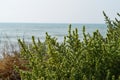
[0,23,107,52]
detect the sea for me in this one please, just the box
[0,23,107,53]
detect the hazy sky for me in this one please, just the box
[0,0,119,23]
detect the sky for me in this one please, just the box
[0,0,119,23]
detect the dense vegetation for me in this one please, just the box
[0,12,120,80]
[17,12,120,80]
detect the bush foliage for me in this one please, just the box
[18,12,120,80]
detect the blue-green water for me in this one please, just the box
[0,23,107,42]
[0,23,107,51]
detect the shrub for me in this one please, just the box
[0,52,27,80]
[18,12,120,80]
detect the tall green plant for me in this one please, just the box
[18,12,120,80]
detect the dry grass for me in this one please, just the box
[0,51,28,80]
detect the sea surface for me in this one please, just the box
[0,23,107,52]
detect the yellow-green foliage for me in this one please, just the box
[18,12,120,80]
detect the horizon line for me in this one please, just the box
[0,22,105,24]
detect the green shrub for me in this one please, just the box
[18,12,120,80]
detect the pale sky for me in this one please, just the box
[0,0,119,23]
